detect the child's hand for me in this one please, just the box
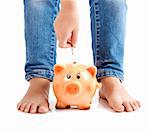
[54,0,79,48]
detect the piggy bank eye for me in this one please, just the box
[66,74,71,79]
[76,74,81,79]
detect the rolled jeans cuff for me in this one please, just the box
[97,69,124,82]
[25,69,54,82]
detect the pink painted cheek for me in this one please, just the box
[85,85,92,93]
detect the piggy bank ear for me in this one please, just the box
[54,65,64,75]
[86,66,97,77]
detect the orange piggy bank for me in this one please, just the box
[53,63,101,110]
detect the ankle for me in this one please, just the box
[26,78,50,97]
[100,77,122,92]
[29,78,50,88]
[101,77,121,85]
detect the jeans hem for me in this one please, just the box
[97,69,124,82]
[25,69,54,82]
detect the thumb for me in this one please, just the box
[58,33,72,48]
[71,29,78,47]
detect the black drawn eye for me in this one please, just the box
[66,74,71,79]
[76,74,80,79]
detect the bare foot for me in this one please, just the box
[17,78,50,114]
[99,77,140,112]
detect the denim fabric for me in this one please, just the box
[24,0,59,81]
[24,0,127,82]
[89,0,127,82]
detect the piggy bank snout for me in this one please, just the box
[65,83,80,95]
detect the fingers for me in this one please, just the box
[58,32,71,48]
[71,29,78,47]
[58,30,78,48]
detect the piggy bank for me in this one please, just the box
[53,63,101,110]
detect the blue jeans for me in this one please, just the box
[24,0,127,82]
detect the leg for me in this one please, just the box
[89,0,140,112]
[17,0,60,113]
[55,101,70,109]
[78,104,90,110]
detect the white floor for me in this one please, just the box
[0,79,149,131]
[0,0,150,131]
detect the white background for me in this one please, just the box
[0,0,150,131]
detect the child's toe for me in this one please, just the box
[19,103,27,111]
[30,104,37,113]
[130,102,137,111]
[136,100,141,107]
[108,99,124,112]
[123,101,133,112]
[38,103,49,113]
[17,102,22,110]
[24,104,31,113]
[112,103,124,112]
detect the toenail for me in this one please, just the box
[20,104,27,110]
[30,109,36,113]
[38,106,49,113]
[116,107,124,112]
[130,103,137,111]
[24,107,30,112]
[30,105,37,113]
[127,106,133,112]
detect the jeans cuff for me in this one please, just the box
[96,69,124,82]
[25,69,54,82]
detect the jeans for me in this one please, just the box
[24,0,127,82]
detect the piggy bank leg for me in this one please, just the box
[78,104,90,110]
[55,100,70,109]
